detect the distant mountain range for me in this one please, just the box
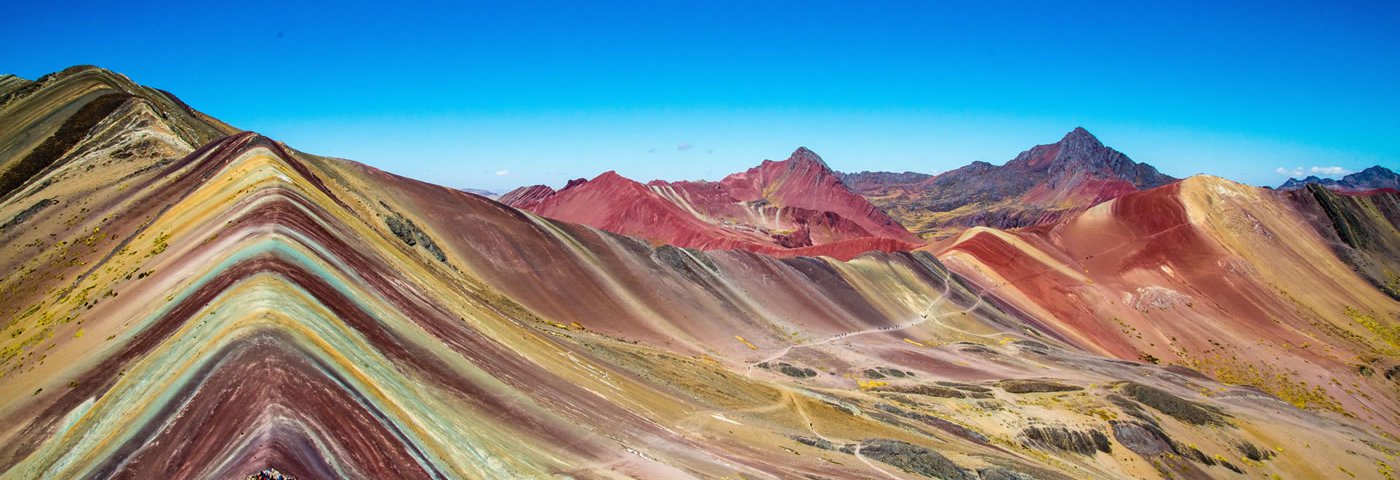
[1277,165,1399,192]
[501,126,1395,249]
[501,147,920,259]
[840,127,1176,240]
[457,187,499,199]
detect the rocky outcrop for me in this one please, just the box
[997,379,1082,394]
[849,439,972,479]
[875,404,989,444]
[1119,382,1227,426]
[1020,425,1110,455]
[1110,421,1173,455]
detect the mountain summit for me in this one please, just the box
[784,146,829,169]
[841,127,1176,239]
[1034,127,1173,189]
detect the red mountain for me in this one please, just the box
[501,147,922,259]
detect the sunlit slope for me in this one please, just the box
[941,176,1400,434]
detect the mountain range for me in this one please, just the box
[2,66,1398,480]
[1277,165,1400,192]
[500,147,921,260]
[841,127,1177,240]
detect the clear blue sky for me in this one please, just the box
[5,1,1397,191]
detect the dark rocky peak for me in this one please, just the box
[1349,165,1399,184]
[785,147,831,170]
[1050,127,1118,170]
[1039,128,1174,188]
[1058,126,1106,153]
[965,160,996,171]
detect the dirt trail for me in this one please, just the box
[744,270,1018,376]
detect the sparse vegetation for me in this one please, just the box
[856,379,888,390]
[1345,306,1400,350]
[148,231,169,256]
[1177,352,1345,412]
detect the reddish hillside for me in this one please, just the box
[501,148,922,259]
[937,175,1400,430]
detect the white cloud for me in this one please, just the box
[495,169,510,176]
[1309,166,1352,176]
[1275,165,1352,178]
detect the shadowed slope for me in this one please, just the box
[1284,184,1400,299]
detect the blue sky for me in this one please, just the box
[6,1,1397,191]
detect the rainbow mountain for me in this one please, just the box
[1,66,1398,479]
